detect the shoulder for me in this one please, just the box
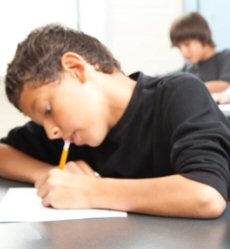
[131,71,206,101]
[156,73,212,118]
[160,72,205,93]
[1,121,45,143]
[0,120,54,152]
[217,49,230,60]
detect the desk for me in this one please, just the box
[0,178,230,249]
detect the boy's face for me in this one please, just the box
[20,73,109,147]
[177,39,206,64]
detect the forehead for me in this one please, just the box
[22,82,53,97]
[19,83,53,111]
[19,75,77,110]
[178,39,202,46]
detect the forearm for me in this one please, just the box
[0,144,54,183]
[205,80,230,93]
[93,175,226,218]
[35,167,227,218]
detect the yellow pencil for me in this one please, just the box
[59,141,70,170]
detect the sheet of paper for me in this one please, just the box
[0,188,127,222]
[218,104,230,113]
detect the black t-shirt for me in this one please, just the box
[1,72,230,200]
[182,49,230,82]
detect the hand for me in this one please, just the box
[35,160,98,209]
[212,92,230,104]
[64,160,100,177]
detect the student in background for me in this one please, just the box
[0,24,230,218]
[170,12,230,104]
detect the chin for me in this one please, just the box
[89,136,106,147]
[88,140,103,147]
[74,130,106,147]
[189,58,199,64]
[73,138,103,147]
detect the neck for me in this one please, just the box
[102,71,136,129]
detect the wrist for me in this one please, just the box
[89,177,104,208]
[89,177,132,211]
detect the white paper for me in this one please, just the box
[218,104,230,113]
[0,188,127,222]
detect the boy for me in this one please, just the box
[1,24,230,218]
[170,12,230,104]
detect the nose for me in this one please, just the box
[44,121,62,140]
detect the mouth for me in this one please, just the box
[66,131,86,146]
[64,132,76,143]
[70,131,77,143]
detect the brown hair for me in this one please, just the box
[170,12,215,47]
[5,24,121,110]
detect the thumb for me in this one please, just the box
[64,161,82,174]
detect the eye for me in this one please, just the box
[44,104,52,115]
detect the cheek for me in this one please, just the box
[192,45,203,56]
[81,92,104,123]
[187,47,201,62]
[87,122,108,146]
[84,106,108,146]
[53,106,78,131]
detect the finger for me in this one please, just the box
[42,194,52,207]
[36,169,60,198]
[65,161,86,174]
[41,188,63,209]
[76,160,99,177]
[35,167,58,188]
[35,173,48,189]
[36,183,48,199]
[219,96,230,104]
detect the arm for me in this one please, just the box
[94,174,226,218]
[205,80,230,93]
[0,143,54,183]
[0,121,64,183]
[211,86,230,104]
[35,165,226,218]
[205,51,230,93]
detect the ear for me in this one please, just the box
[61,52,86,83]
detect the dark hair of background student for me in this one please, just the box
[170,12,215,48]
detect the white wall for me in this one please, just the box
[0,0,185,138]
[0,79,29,138]
[0,0,79,77]
[78,0,109,45]
[0,0,80,138]
[108,0,184,75]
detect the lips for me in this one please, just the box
[70,132,77,143]
[67,131,85,146]
[70,137,75,143]
[64,132,76,143]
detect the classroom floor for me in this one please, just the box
[0,78,29,138]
